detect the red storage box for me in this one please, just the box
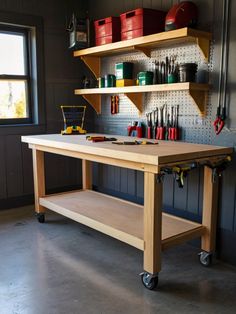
[120,8,166,40]
[94,16,121,46]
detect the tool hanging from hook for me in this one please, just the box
[213,0,230,135]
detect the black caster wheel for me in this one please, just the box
[198,251,212,267]
[140,272,158,290]
[36,213,45,223]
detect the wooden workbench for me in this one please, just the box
[21,134,232,289]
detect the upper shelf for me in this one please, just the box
[74,82,210,116]
[74,28,212,78]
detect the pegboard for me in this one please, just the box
[96,41,215,144]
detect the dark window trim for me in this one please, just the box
[0,25,33,125]
[0,10,46,135]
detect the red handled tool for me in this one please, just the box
[214,105,226,135]
[156,105,165,140]
[111,96,119,114]
[146,112,153,139]
[168,106,174,140]
[168,105,179,140]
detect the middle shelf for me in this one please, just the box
[74,82,210,115]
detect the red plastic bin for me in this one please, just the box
[120,8,166,40]
[94,16,121,46]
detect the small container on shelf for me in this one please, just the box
[138,71,154,85]
[104,74,116,87]
[179,63,198,82]
[115,62,133,79]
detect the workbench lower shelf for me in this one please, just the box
[39,189,205,251]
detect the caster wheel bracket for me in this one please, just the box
[140,271,158,290]
[198,251,212,267]
[35,212,45,223]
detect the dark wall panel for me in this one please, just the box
[186,169,200,215]
[21,143,34,195]
[0,137,7,199]
[5,136,24,198]
[0,0,89,206]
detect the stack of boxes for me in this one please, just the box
[94,8,166,88]
[94,8,166,46]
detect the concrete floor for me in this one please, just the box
[0,206,236,314]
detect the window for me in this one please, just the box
[0,25,32,124]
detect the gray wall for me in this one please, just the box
[88,0,236,265]
[0,0,93,208]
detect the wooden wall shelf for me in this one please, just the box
[74,28,212,78]
[74,83,210,115]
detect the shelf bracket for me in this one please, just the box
[80,56,100,78]
[134,46,151,57]
[125,93,143,114]
[189,90,207,116]
[82,94,101,114]
[196,37,210,60]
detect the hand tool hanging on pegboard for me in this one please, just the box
[153,108,158,140]
[111,96,119,114]
[213,0,230,135]
[146,112,153,139]
[168,105,174,140]
[156,104,165,140]
[165,105,170,140]
[170,105,180,141]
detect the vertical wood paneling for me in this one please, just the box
[120,168,128,194]
[136,171,144,199]
[234,183,236,232]
[219,169,235,230]
[187,169,200,215]
[127,169,136,195]
[21,143,34,195]
[45,154,80,191]
[198,168,204,216]
[0,137,7,199]
[163,175,174,208]
[173,178,188,211]
[6,136,24,198]
[114,167,121,191]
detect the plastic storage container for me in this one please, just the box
[94,17,121,46]
[120,8,166,40]
[115,62,133,79]
[104,74,116,87]
[138,71,154,85]
[179,63,198,82]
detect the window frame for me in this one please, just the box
[0,11,45,134]
[0,24,33,125]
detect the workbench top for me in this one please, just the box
[21,133,232,166]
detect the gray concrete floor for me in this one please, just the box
[0,206,236,314]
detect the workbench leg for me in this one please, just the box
[32,149,46,214]
[82,160,92,190]
[143,172,163,274]
[201,166,219,252]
